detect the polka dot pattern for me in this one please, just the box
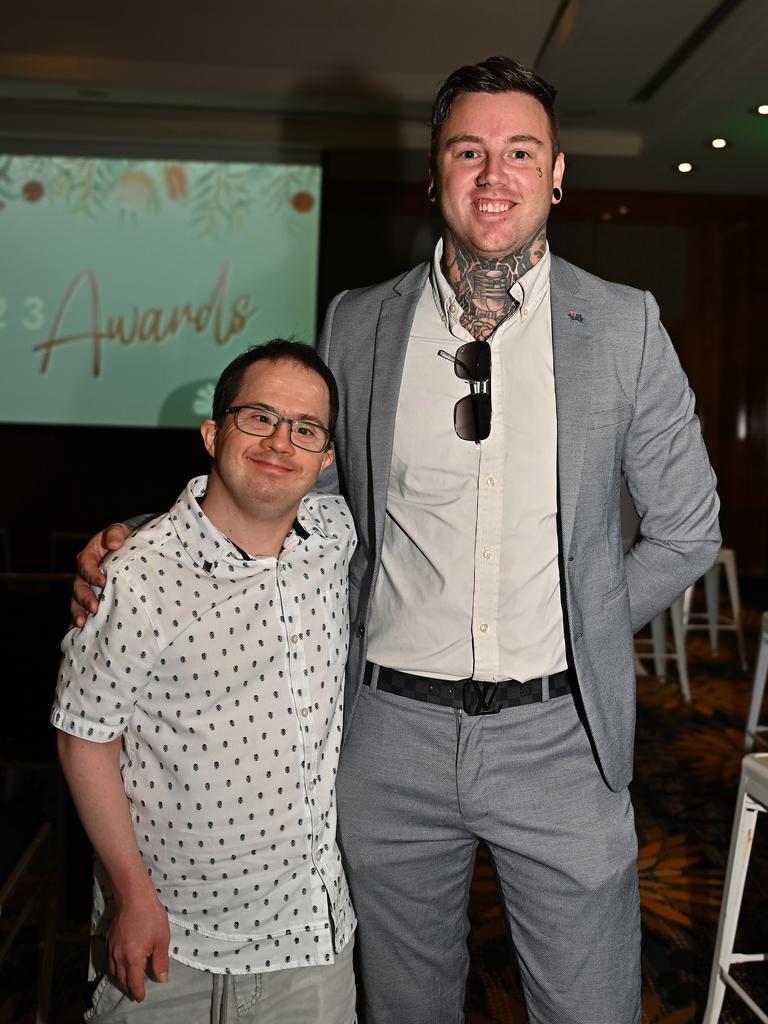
[51,476,357,974]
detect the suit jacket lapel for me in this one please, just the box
[551,255,594,555]
[368,263,429,556]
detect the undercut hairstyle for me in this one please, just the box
[430,55,560,162]
[211,339,339,436]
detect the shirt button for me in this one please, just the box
[449,303,457,314]
[301,707,310,718]
[486,476,496,487]
[479,623,489,634]
[316,848,324,859]
[308,780,316,791]
[523,308,529,316]
[290,634,299,644]
[482,549,492,561]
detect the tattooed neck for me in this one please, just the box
[442,227,547,342]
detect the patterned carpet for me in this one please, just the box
[1,606,767,1023]
[464,608,768,1024]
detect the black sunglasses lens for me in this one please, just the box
[455,393,491,441]
[454,342,491,381]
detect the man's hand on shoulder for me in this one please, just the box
[71,524,132,627]
[107,892,170,1002]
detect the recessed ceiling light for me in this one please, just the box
[757,104,768,115]
[710,138,727,149]
[677,162,693,173]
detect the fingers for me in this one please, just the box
[72,523,132,623]
[73,575,100,615]
[150,944,170,984]
[104,523,132,551]
[124,958,147,1003]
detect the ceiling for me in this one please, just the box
[1,0,767,195]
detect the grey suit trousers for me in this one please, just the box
[336,682,641,1024]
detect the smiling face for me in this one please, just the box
[430,90,565,261]
[200,357,334,529]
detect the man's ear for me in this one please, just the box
[200,419,217,459]
[321,447,334,474]
[553,150,565,190]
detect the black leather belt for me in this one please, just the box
[364,663,573,716]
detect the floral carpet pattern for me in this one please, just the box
[464,610,768,1023]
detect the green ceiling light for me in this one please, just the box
[757,104,768,115]
[711,138,727,149]
[677,162,693,173]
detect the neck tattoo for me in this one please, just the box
[442,226,547,342]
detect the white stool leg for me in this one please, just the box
[682,584,694,630]
[650,611,667,680]
[705,562,721,655]
[669,597,691,703]
[702,775,760,1023]
[721,550,748,671]
[745,614,768,753]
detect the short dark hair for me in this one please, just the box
[211,340,339,436]
[430,56,560,161]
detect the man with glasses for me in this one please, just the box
[55,341,357,1023]
[74,58,720,1024]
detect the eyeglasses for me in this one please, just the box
[437,341,492,443]
[225,405,332,453]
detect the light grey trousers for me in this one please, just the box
[336,683,641,1024]
[84,938,356,1024]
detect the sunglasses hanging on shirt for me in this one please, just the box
[437,341,492,443]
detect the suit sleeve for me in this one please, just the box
[621,291,720,632]
[314,291,347,497]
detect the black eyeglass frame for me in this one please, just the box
[437,341,492,443]
[224,404,333,453]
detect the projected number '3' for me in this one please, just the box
[0,296,46,331]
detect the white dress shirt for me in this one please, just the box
[366,242,568,682]
[52,477,356,974]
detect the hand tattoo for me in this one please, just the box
[442,226,547,342]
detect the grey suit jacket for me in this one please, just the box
[317,254,720,791]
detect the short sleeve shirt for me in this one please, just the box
[51,476,357,975]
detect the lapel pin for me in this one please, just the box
[567,310,584,323]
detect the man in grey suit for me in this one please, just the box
[315,56,719,1024]
[75,56,719,1024]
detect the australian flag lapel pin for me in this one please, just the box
[567,310,584,323]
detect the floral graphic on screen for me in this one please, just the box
[0,156,319,237]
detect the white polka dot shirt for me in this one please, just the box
[51,476,356,975]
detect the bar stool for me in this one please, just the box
[702,753,768,1023]
[683,548,748,670]
[745,611,768,753]
[634,594,691,703]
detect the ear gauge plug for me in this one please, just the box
[552,187,563,203]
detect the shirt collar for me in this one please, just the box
[429,238,551,328]
[169,476,324,576]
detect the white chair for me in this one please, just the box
[683,548,748,670]
[702,753,768,1023]
[745,612,768,753]
[634,594,691,703]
